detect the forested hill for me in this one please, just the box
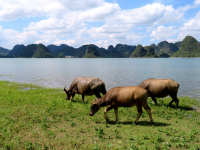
[1,35,200,58]
[130,45,158,58]
[82,46,101,58]
[171,36,200,57]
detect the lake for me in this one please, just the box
[0,58,200,98]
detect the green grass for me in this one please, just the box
[0,81,200,150]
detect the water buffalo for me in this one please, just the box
[89,86,153,124]
[138,78,180,108]
[64,76,107,103]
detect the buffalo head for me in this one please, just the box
[89,99,101,116]
[64,86,71,100]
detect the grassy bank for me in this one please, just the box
[0,81,200,150]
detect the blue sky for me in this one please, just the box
[0,0,200,50]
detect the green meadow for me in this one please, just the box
[0,81,200,150]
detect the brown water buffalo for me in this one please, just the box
[89,86,153,124]
[64,76,107,103]
[138,78,180,108]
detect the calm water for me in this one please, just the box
[0,58,200,98]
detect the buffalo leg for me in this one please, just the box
[93,88,101,98]
[114,107,118,122]
[101,86,107,95]
[169,95,179,109]
[94,93,101,98]
[143,103,153,123]
[169,100,174,107]
[151,96,159,106]
[175,99,179,109]
[135,104,143,124]
[104,105,114,122]
[82,95,85,104]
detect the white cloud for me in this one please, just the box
[0,0,197,49]
[153,0,175,4]
[107,3,187,26]
[24,2,120,35]
[25,17,87,36]
[22,2,164,48]
[91,40,110,49]
[0,25,59,49]
[52,40,74,46]
[181,14,200,31]
[0,0,64,21]
[78,3,120,22]
[194,0,200,5]
[89,24,133,34]
[162,12,200,43]
[88,27,145,46]
[171,13,200,42]
[110,3,166,25]
[58,0,104,11]
[150,39,155,42]
[150,26,179,41]
[155,5,186,24]
[0,0,104,21]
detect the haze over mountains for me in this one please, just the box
[0,35,200,58]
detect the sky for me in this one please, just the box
[0,0,200,50]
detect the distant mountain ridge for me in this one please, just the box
[7,44,26,57]
[6,44,55,58]
[150,41,180,56]
[47,44,69,55]
[0,47,10,56]
[1,35,200,58]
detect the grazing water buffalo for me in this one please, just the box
[89,86,153,124]
[64,76,107,103]
[138,78,180,108]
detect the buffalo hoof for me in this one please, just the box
[134,121,138,124]
[89,113,93,116]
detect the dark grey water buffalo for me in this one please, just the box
[138,78,180,108]
[64,76,107,103]
[89,86,153,124]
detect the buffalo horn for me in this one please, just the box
[64,86,67,92]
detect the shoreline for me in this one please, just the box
[1,57,200,58]
[1,80,200,99]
